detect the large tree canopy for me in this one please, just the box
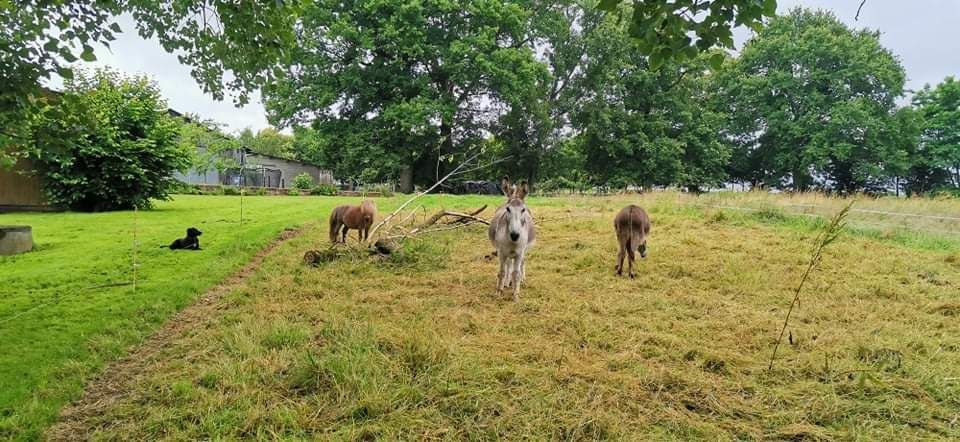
[4,0,780,189]
[572,17,730,191]
[263,0,549,191]
[716,8,907,192]
[910,77,960,193]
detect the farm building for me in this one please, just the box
[175,148,334,189]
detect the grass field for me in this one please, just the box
[20,192,959,440]
[0,195,390,439]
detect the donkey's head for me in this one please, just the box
[500,178,530,242]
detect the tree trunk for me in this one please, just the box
[399,166,414,194]
[437,120,453,183]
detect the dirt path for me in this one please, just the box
[45,225,310,441]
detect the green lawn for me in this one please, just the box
[0,195,378,439]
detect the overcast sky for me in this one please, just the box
[50,1,960,134]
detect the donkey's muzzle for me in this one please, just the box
[510,232,520,242]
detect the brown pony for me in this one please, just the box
[329,200,377,243]
[614,204,651,278]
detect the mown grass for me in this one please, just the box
[0,194,410,440]
[53,193,960,440]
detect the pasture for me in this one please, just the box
[4,192,955,440]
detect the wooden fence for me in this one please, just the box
[0,159,49,212]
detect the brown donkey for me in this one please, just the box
[329,200,377,243]
[614,205,651,278]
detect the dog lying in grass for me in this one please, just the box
[168,227,202,250]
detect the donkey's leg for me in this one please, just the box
[626,238,637,279]
[341,226,349,243]
[615,238,626,276]
[496,253,509,295]
[519,254,527,283]
[511,253,524,301]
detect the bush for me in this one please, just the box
[220,186,240,196]
[254,187,268,196]
[367,183,394,197]
[310,183,338,196]
[292,172,313,190]
[24,68,189,211]
[288,189,301,196]
[171,182,201,195]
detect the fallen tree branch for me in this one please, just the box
[440,210,489,225]
[368,151,484,239]
[443,205,488,224]
[394,204,424,229]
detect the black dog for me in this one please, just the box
[168,227,202,250]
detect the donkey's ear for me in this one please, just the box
[516,181,529,200]
[500,176,513,198]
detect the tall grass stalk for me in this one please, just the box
[768,201,853,370]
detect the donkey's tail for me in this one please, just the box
[628,205,645,251]
[329,209,341,243]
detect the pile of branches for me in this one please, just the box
[303,205,489,265]
[369,204,488,256]
[304,151,503,266]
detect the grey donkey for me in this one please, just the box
[488,177,536,301]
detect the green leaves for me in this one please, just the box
[80,45,97,62]
[763,0,778,16]
[24,68,187,211]
[716,8,907,192]
[594,0,776,68]
[597,0,621,12]
[264,0,548,187]
[709,53,725,70]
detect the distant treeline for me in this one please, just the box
[236,6,960,196]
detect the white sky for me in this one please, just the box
[46,1,960,134]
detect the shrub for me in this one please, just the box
[367,183,394,197]
[310,183,338,196]
[220,186,240,196]
[171,182,201,195]
[254,187,268,196]
[288,189,301,196]
[292,172,313,190]
[24,68,189,211]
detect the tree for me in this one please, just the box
[716,8,907,192]
[911,77,960,192]
[237,127,295,160]
[23,69,189,211]
[1,1,302,165]
[488,1,603,186]
[263,0,548,192]
[178,118,239,184]
[571,17,730,191]
[597,0,776,69]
